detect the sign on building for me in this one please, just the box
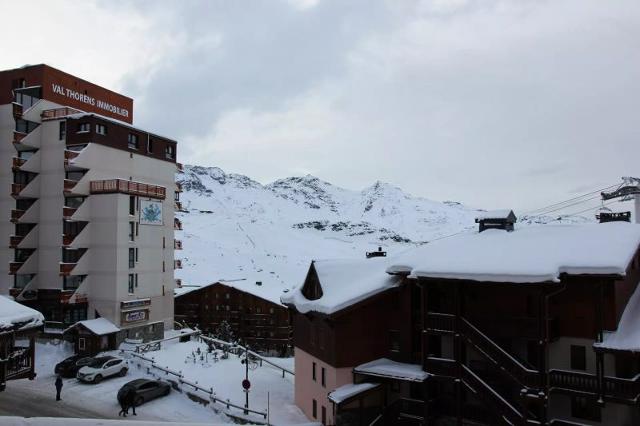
[140,199,163,225]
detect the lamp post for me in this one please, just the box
[241,345,251,414]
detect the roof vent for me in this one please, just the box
[475,209,517,232]
[366,247,387,258]
[596,211,631,223]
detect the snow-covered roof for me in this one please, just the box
[175,279,291,307]
[66,318,120,336]
[354,358,429,382]
[0,296,44,331]
[328,383,381,404]
[597,283,640,352]
[387,222,640,283]
[280,257,403,315]
[475,209,516,221]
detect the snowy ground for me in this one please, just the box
[0,338,309,425]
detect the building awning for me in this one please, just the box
[64,318,120,336]
[354,358,429,382]
[328,383,381,404]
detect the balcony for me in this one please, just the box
[176,163,184,172]
[175,182,183,193]
[9,262,24,275]
[63,179,79,193]
[549,369,640,402]
[174,259,183,269]
[174,239,183,250]
[12,102,23,119]
[12,157,26,170]
[174,218,183,230]
[62,234,76,246]
[9,235,24,249]
[64,149,80,166]
[10,209,25,223]
[90,179,166,200]
[13,131,26,145]
[41,107,83,121]
[425,312,455,334]
[11,183,25,197]
[175,201,183,211]
[9,287,22,298]
[63,207,77,219]
[4,346,34,381]
[59,263,77,276]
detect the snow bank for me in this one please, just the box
[387,223,640,283]
[281,257,403,315]
[328,383,380,404]
[0,296,44,331]
[0,417,227,426]
[597,283,640,352]
[354,358,429,382]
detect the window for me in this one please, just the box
[321,406,326,425]
[312,362,316,381]
[135,273,138,288]
[389,329,401,352]
[129,222,135,241]
[77,123,90,133]
[78,338,86,351]
[165,145,175,159]
[128,274,135,293]
[129,248,135,268]
[96,124,107,135]
[321,367,325,387]
[225,293,230,299]
[59,121,66,140]
[128,133,139,149]
[570,345,586,371]
[147,138,154,153]
[571,396,601,421]
[129,196,136,215]
[312,399,317,419]
[135,248,139,262]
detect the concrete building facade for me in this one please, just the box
[0,64,182,339]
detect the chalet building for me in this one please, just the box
[0,296,43,391]
[0,64,183,341]
[175,281,292,356]
[283,220,640,426]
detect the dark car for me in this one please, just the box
[54,355,94,378]
[117,379,171,406]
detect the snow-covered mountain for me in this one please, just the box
[174,165,588,303]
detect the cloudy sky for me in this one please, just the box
[1,0,639,211]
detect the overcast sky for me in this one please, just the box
[1,0,639,211]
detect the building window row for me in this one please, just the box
[128,273,138,293]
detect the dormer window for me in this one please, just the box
[96,124,107,135]
[128,133,139,149]
[77,123,90,133]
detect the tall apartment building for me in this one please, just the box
[0,64,182,339]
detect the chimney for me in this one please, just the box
[475,210,517,232]
[366,247,387,258]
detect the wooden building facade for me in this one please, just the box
[175,282,292,356]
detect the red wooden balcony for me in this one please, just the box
[9,235,24,249]
[12,102,23,119]
[10,209,25,222]
[64,150,81,167]
[174,239,183,250]
[13,131,26,144]
[174,259,183,269]
[174,218,183,230]
[59,263,77,276]
[63,179,78,192]
[74,293,88,304]
[175,182,183,193]
[9,262,24,275]
[9,287,22,298]
[63,207,77,219]
[12,157,26,170]
[60,290,87,304]
[41,107,82,121]
[90,179,166,200]
[60,290,74,304]
[62,234,75,246]
[11,183,25,197]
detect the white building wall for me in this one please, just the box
[0,105,14,293]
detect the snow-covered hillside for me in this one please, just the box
[174,165,590,303]
[174,165,482,301]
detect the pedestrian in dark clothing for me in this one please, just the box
[118,397,128,417]
[55,376,63,401]
[124,388,137,416]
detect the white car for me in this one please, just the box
[77,356,128,384]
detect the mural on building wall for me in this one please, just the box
[140,199,163,225]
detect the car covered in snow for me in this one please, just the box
[77,356,127,383]
[117,379,171,406]
[54,355,94,378]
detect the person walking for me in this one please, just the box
[124,387,137,416]
[55,376,63,401]
[118,395,128,417]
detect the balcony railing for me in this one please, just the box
[425,312,455,334]
[175,201,183,211]
[13,131,26,144]
[63,179,79,192]
[9,262,24,275]
[62,234,76,246]
[41,107,83,121]
[3,346,34,381]
[174,259,183,269]
[12,102,23,118]
[549,369,640,402]
[63,207,77,218]
[176,182,183,192]
[174,218,183,230]
[59,263,77,276]
[64,149,81,166]
[11,183,25,197]
[12,157,26,170]
[9,287,22,298]
[174,239,183,250]
[9,235,24,249]
[10,209,25,222]
[90,179,166,200]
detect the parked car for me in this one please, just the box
[117,379,171,406]
[77,356,127,383]
[54,355,94,378]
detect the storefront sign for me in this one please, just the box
[50,83,130,119]
[140,199,163,225]
[122,309,148,324]
[121,298,151,310]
